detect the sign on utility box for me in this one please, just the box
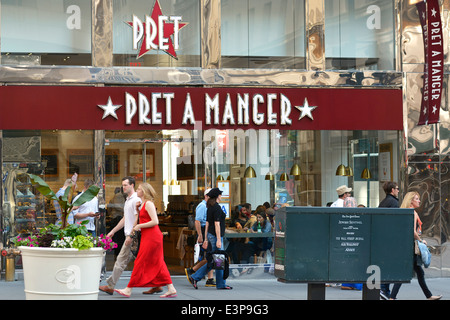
[274,206,414,285]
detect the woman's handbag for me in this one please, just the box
[415,240,420,255]
[130,212,141,257]
[211,251,227,270]
[207,250,229,279]
[130,230,141,257]
[415,240,431,268]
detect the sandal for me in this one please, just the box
[114,289,131,297]
[218,286,233,290]
[160,292,178,298]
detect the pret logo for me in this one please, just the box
[126,0,188,59]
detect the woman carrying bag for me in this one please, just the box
[115,183,177,298]
[389,191,441,300]
[189,188,232,290]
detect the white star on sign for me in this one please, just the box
[295,98,317,120]
[431,7,437,17]
[432,105,437,114]
[98,97,121,119]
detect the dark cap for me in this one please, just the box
[206,187,223,198]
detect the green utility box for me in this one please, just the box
[274,206,414,283]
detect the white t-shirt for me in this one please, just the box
[330,198,344,207]
[72,193,99,231]
[123,192,140,236]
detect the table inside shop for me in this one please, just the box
[224,228,274,264]
[224,230,274,238]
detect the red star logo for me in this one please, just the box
[126,0,188,59]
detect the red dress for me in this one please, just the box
[127,201,172,287]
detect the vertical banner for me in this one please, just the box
[417,1,429,125]
[417,0,444,125]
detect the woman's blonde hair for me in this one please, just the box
[400,191,420,208]
[139,182,157,201]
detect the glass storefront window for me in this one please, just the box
[221,0,306,69]
[324,0,395,70]
[112,0,201,67]
[0,0,92,66]
[2,130,94,241]
[1,128,400,274]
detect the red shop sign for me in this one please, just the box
[0,86,402,131]
[416,0,444,125]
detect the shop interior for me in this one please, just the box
[1,128,399,277]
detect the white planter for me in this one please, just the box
[19,246,105,300]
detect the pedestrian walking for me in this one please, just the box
[389,191,442,300]
[99,176,141,295]
[378,181,400,299]
[189,187,232,290]
[185,188,216,287]
[114,182,177,298]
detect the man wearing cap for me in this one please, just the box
[185,188,215,287]
[189,187,232,290]
[331,185,352,207]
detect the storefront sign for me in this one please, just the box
[417,0,443,125]
[0,86,402,131]
[126,0,188,59]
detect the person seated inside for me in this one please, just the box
[226,204,251,264]
[249,211,273,257]
[233,205,249,230]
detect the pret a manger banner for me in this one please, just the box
[0,86,402,131]
[416,0,444,125]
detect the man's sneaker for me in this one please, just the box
[185,268,194,284]
[205,279,216,287]
[380,290,389,300]
[189,276,198,289]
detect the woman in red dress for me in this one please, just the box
[115,183,177,298]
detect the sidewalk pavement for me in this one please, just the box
[1,270,450,301]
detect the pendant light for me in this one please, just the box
[265,172,274,180]
[244,165,257,178]
[361,168,372,179]
[345,166,353,177]
[336,164,346,176]
[216,174,225,181]
[290,163,301,176]
[336,132,346,176]
[280,172,289,181]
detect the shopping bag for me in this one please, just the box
[194,242,200,264]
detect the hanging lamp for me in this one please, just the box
[336,132,346,176]
[361,168,372,179]
[345,166,353,177]
[336,164,346,176]
[265,172,274,180]
[244,166,257,178]
[290,163,301,176]
[280,172,289,181]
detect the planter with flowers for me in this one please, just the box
[11,174,117,300]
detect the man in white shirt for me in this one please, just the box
[331,185,352,207]
[72,179,99,235]
[99,176,140,295]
